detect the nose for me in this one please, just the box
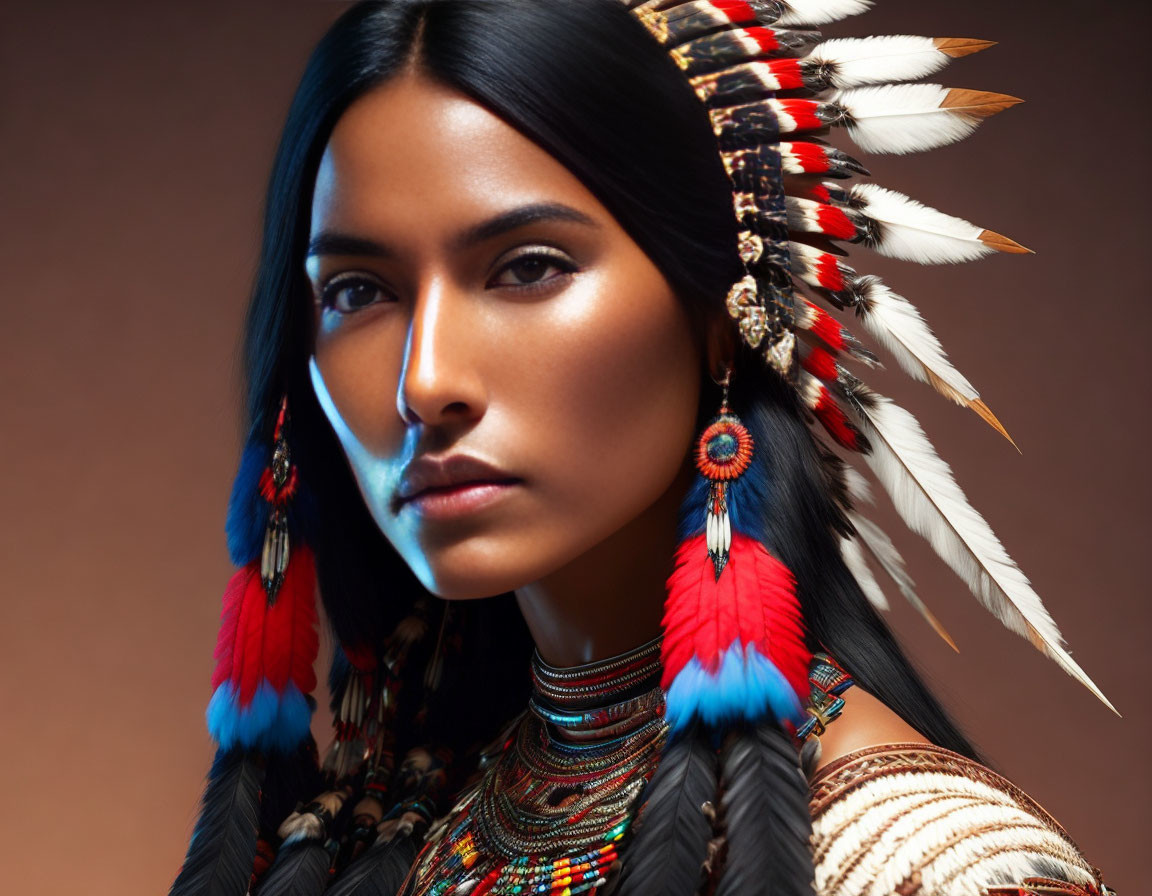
[397,275,487,429]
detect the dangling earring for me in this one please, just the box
[660,365,809,732]
[207,393,320,753]
[694,367,754,580]
[259,398,297,600]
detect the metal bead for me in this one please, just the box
[725,274,758,319]
[765,330,797,378]
[739,305,768,348]
[738,230,765,264]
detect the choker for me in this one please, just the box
[401,637,668,896]
[528,636,665,743]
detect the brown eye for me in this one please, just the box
[490,250,577,289]
[320,274,391,313]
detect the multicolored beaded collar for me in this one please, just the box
[399,641,853,896]
[399,637,668,896]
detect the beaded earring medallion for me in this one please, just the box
[694,369,754,579]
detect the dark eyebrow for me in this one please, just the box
[449,202,598,251]
[305,232,391,259]
[305,202,599,259]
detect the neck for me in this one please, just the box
[514,455,694,667]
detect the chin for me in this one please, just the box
[416,568,524,601]
[401,542,542,600]
[394,514,583,599]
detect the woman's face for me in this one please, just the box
[307,73,705,599]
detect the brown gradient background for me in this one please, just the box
[1,1,1148,893]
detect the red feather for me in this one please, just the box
[211,563,266,704]
[747,26,785,53]
[801,301,846,351]
[262,545,319,696]
[776,99,823,132]
[210,550,319,707]
[662,532,808,698]
[782,142,831,175]
[812,251,846,292]
[764,57,804,90]
[813,387,863,451]
[802,345,839,383]
[235,569,267,705]
[815,203,857,241]
[712,0,762,23]
[210,567,246,691]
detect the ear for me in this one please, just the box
[703,310,737,381]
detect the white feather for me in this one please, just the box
[843,468,942,633]
[854,276,979,406]
[842,385,1117,713]
[850,183,992,263]
[707,510,716,554]
[842,465,875,506]
[849,512,918,607]
[840,532,889,611]
[810,35,950,88]
[832,84,982,155]
[722,509,731,552]
[778,0,873,27]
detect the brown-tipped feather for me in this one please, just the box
[942,88,1024,119]
[919,372,1018,451]
[918,603,960,652]
[978,229,1033,255]
[969,398,1020,453]
[923,369,974,408]
[933,38,997,58]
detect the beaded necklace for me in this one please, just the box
[400,637,668,896]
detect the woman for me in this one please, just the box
[171,2,1115,894]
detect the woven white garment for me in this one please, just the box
[807,743,1103,896]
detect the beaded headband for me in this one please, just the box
[622,0,1114,712]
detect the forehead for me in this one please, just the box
[311,74,604,238]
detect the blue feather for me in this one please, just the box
[674,444,776,542]
[225,439,270,567]
[665,643,803,733]
[207,680,313,752]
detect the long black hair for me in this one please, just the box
[179,1,979,893]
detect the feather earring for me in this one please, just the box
[208,397,320,753]
[172,396,321,896]
[663,369,810,733]
[618,369,815,896]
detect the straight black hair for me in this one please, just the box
[192,0,981,891]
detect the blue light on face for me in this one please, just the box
[308,355,433,585]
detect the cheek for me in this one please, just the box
[309,332,422,572]
[313,315,408,457]
[516,266,702,534]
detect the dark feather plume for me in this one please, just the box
[170,748,266,896]
[254,841,332,896]
[715,723,815,896]
[615,723,718,896]
[325,835,419,896]
[259,737,325,843]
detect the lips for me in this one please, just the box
[396,453,521,506]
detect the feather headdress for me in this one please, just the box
[622,0,1114,714]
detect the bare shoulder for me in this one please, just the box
[806,684,931,779]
